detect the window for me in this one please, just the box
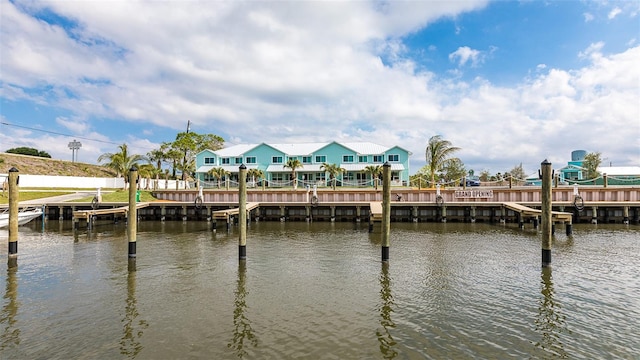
[388,154,399,162]
[235,157,243,164]
[358,155,367,163]
[315,173,326,181]
[302,156,312,164]
[315,155,326,163]
[246,156,256,164]
[272,156,283,164]
[289,156,298,161]
[221,158,230,165]
[204,157,215,164]
[373,155,384,163]
[343,155,354,163]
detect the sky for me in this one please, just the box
[1,0,639,176]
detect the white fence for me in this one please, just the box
[0,174,189,190]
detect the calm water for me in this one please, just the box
[0,220,638,359]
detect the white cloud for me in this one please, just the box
[583,12,594,22]
[1,1,638,172]
[608,7,622,19]
[449,46,483,67]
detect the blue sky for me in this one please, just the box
[1,0,638,175]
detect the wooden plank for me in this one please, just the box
[370,201,382,222]
[73,202,150,220]
[211,202,260,220]
[503,202,572,223]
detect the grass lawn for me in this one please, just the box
[71,190,158,203]
[0,191,74,205]
[0,190,157,204]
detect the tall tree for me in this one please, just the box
[507,163,527,185]
[362,165,383,190]
[283,158,303,189]
[425,135,460,187]
[441,158,466,184]
[170,131,225,180]
[582,152,602,181]
[97,144,146,188]
[321,163,345,190]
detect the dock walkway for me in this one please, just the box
[369,202,382,222]
[73,202,150,220]
[211,202,260,221]
[503,202,572,223]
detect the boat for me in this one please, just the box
[0,207,43,228]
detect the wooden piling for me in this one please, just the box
[238,164,247,260]
[8,167,19,259]
[128,167,138,258]
[541,159,552,268]
[381,162,390,262]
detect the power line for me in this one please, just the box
[0,121,160,153]
[1,121,121,145]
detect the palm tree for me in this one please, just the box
[283,158,303,189]
[425,135,460,188]
[147,147,166,189]
[362,165,383,190]
[137,163,156,190]
[247,168,264,188]
[321,163,345,190]
[98,144,146,188]
[207,167,229,189]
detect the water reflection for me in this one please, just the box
[228,260,258,357]
[376,262,397,359]
[533,267,569,359]
[120,260,148,358]
[1,262,20,351]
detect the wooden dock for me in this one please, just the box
[211,202,260,221]
[503,202,572,223]
[73,202,151,220]
[369,202,383,222]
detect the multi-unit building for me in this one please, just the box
[194,141,411,188]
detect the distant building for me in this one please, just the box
[194,141,412,187]
[558,150,640,185]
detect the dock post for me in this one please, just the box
[470,206,476,223]
[566,223,573,236]
[7,167,19,262]
[330,206,336,222]
[238,164,247,260]
[128,167,138,259]
[412,206,418,223]
[306,205,311,222]
[441,205,447,223]
[381,162,391,262]
[623,206,629,225]
[160,206,166,222]
[356,206,361,223]
[541,159,552,268]
[591,206,598,224]
[533,216,539,229]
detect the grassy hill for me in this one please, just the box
[0,152,116,177]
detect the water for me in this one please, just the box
[1,221,639,359]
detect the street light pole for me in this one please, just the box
[68,139,82,162]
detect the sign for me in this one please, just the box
[454,189,494,199]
